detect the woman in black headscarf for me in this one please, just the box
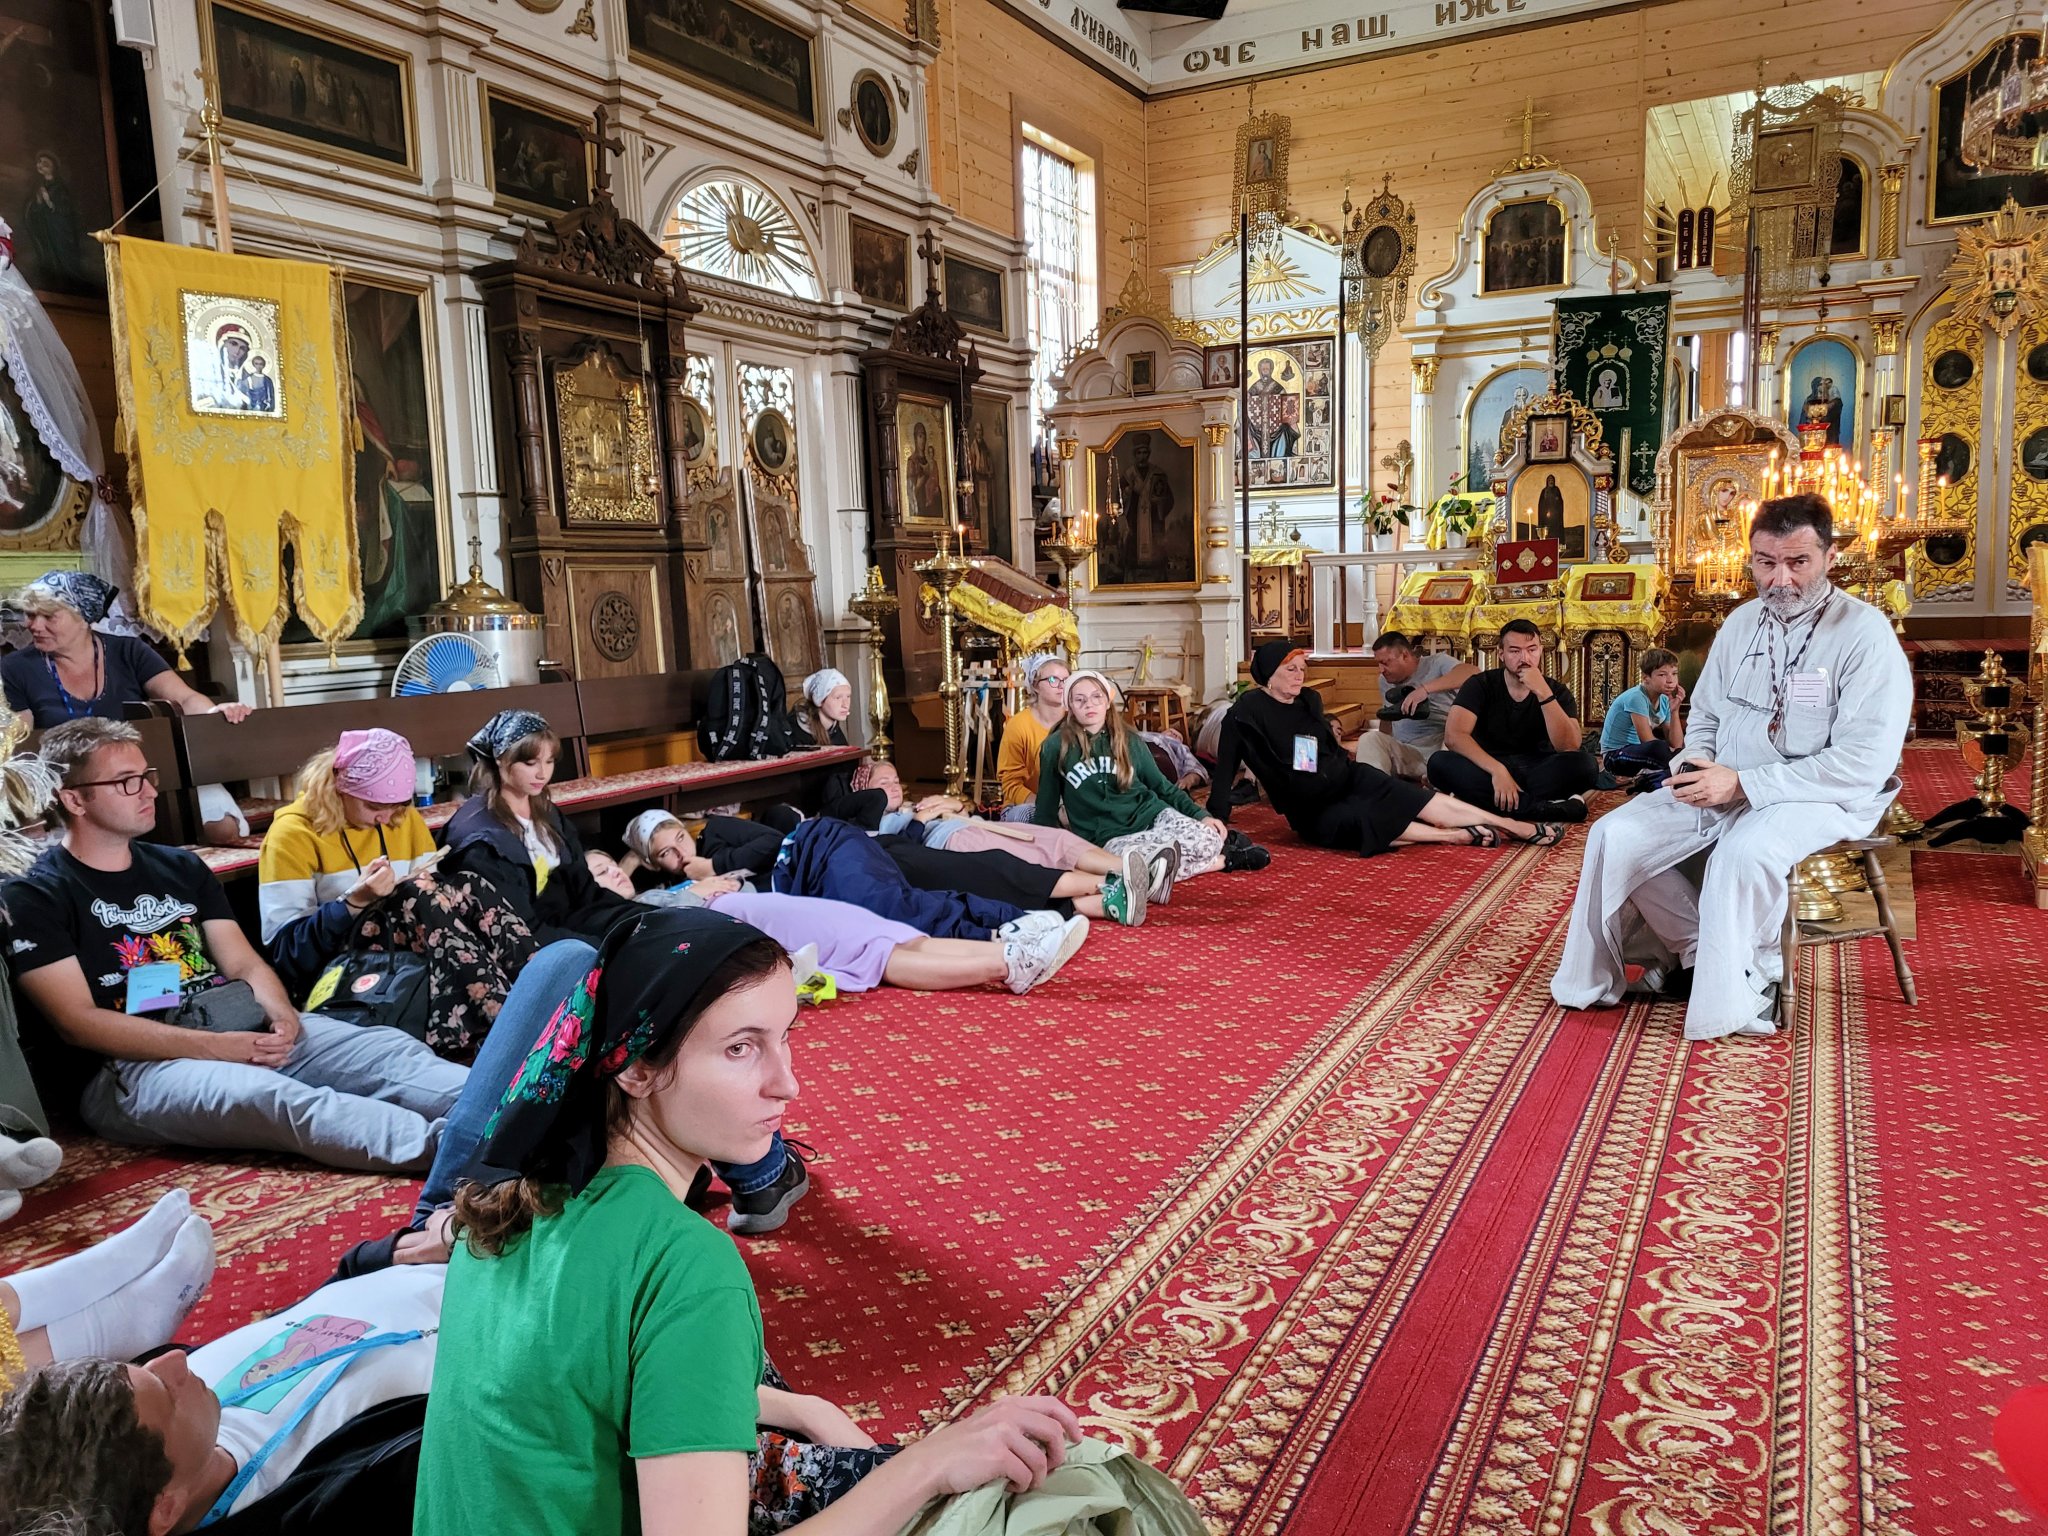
[415,907,1084,1536]
[1207,641,1567,854]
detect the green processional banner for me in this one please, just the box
[1554,292,1670,497]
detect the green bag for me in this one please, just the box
[895,1438,1205,1536]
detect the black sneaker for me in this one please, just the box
[1524,796,1590,823]
[728,1145,811,1235]
[1222,840,1271,872]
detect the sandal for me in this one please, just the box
[1464,825,1502,847]
[1523,822,1567,846]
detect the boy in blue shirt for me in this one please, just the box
[1599,647,1685,776]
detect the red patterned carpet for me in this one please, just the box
[4,751,2044,1533]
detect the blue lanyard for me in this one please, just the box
[43,636,104,719]
[199,1329,428,1526]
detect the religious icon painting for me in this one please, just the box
[682,398,712,469]
[1464,366,1546,494]
[1090,423,1199,591]
[1418,573,1473,605]
[0,0,123,300]
[1362,225,1405,280]
[1526,412,1570,464]
[181,292,286,420]
[1930,349,1975,391]
[847,70,896,156]
[1481,198,1565,293]
[964,393,1013,562]
[943,255,1006,337]
[1781,335,1859,455]
[1202,345,1239,389]
[482,86,594,216]
[626,0,820,135]
[204,1,417,175]
[1752,126,1818,194]
[1242,336,1335,491]
[0,366,81,540]
[849,217,910,310]
[1883,392,1909,428]
[1510,463,1591,562]
[751,408,796,475]
[895,394,957,527]
[1128,352,1156,396]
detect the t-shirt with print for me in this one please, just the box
[414,1163,765,1536]
[1389,652,1463,749]
[3,842,232,1015]
[1599,684,1672,755]
[191,1264,444,1518]
[1450,668,1579,760]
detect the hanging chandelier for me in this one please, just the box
[1962,29,2048,173]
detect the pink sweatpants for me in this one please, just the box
[938,822,1094,870]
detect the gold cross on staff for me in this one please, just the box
[583,104,625,197]
[1498,96,1558,174]
[1117,222,1148,268]
[915,229,943,293]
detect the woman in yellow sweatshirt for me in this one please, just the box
[258,728,537,1056]
[996,653,1069,821]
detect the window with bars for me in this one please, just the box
[1021,130,1093,449]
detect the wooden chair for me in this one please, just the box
[1124,633,1196,740]
[1778,836,1915,1027]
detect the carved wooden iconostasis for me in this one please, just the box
[476,170,700,681]
[678,353,757,668]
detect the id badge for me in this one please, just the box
[1292,734,1319,772]
[1787,668,1830,708]
[126,961,184,1013]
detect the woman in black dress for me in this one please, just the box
[1207,642,1566,854]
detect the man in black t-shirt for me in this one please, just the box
[1427,619,1599,821]
[2,719,465,1172]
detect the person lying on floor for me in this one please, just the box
[413,907,1089,1536]
[623,811,1088,987]
[1552,492,1912,1041]
[1036,671,1271,878]
[0,1189,215,1390]
[1209,642,1565,855]
[258,727,538,1058]
[1597,647,1686,780]
[439,709,639,948]
[1427,619,1599,823]
[852,760,1177,916]
[4,719,467,1174]
[586,846,1078,995]
[790,668,886,825]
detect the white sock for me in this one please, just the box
[45,1215,216,1363]
[0,1188,19,1226]
[0,1135,62,1190]
[7,1188,191,1332]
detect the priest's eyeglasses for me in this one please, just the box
[70,769,160,796]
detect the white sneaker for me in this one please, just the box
[1146,846,1181,907]
[996,910,1064,943]
[787,943,823,990]
[0,1187,19,1225]
[1005,914,1090,993]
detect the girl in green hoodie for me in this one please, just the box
[1034,671,1269,881]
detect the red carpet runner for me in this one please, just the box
[3,747,2043,1533]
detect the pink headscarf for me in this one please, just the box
[333,728,415,805]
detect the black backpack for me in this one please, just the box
[698,653,799,761]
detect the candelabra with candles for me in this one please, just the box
[1924,650,2033,848]
[846,565,899,763]
[915,519,975,796]
[1039,434,1098,595]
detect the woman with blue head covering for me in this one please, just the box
[437,708,637,947]
[3,571,254,733]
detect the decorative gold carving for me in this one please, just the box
[1731,82,1854,303]
[553,349,660,525]
[1872,316,1903,356]
[1936,194,2048,341]
[1877,161,1907,260]
[1909,310,1980,599]
[2011,317,2048,587]
[1202,422,1230,446]
[1412,356,1440,394]
[1342,173,1418,363]
[1183,305,1338,345]
[564,0,595,37]
[899,148,921,177]
[1756,323,1781,366]
[1057,437,1077,461]
[1231,94,1290,225]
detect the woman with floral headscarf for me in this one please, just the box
[260,728,539,1056]
[3,572,251,732]
[438,709,636,947]
[416,907,1090,1536]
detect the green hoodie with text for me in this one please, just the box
[1033,728,1206,845]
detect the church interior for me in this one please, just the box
[3,0,2048,1528]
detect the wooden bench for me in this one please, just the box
[25,713,190,845]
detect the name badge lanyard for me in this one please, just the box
[44,636,106,719]
[198,1328,430,1526]
[1763,592,1831,739]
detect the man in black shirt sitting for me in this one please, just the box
[1428,619,1599,822]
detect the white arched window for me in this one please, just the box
[664,178,821,301]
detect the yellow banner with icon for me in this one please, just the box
[103,236,361,657]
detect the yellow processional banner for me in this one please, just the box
[103,236,361,656]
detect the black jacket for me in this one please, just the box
[797,720,886,825]
[439,797,635,947]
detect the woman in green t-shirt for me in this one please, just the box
[415,907,1084,1536]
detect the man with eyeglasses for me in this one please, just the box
[2,718,466,1170]
[1551,493,1913,1041]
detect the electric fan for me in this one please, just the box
[391,633,503,697]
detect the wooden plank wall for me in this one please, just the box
[1141,0,1960,477]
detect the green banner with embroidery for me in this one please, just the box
[1553,292,1670,497]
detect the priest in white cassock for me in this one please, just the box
[1552,492,1913,1040]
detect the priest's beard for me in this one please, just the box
[1760,569,1832,622]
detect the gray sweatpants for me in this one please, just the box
[79,1013,466,1174]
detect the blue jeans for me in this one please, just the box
[998,804,1036,823]
[413,939,787,1223]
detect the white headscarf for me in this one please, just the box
[1062,669,1123,710]
[624,809,686,861]
[803,668,851,708]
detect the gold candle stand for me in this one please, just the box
[916,528,974,796]
[847,566,900,763]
